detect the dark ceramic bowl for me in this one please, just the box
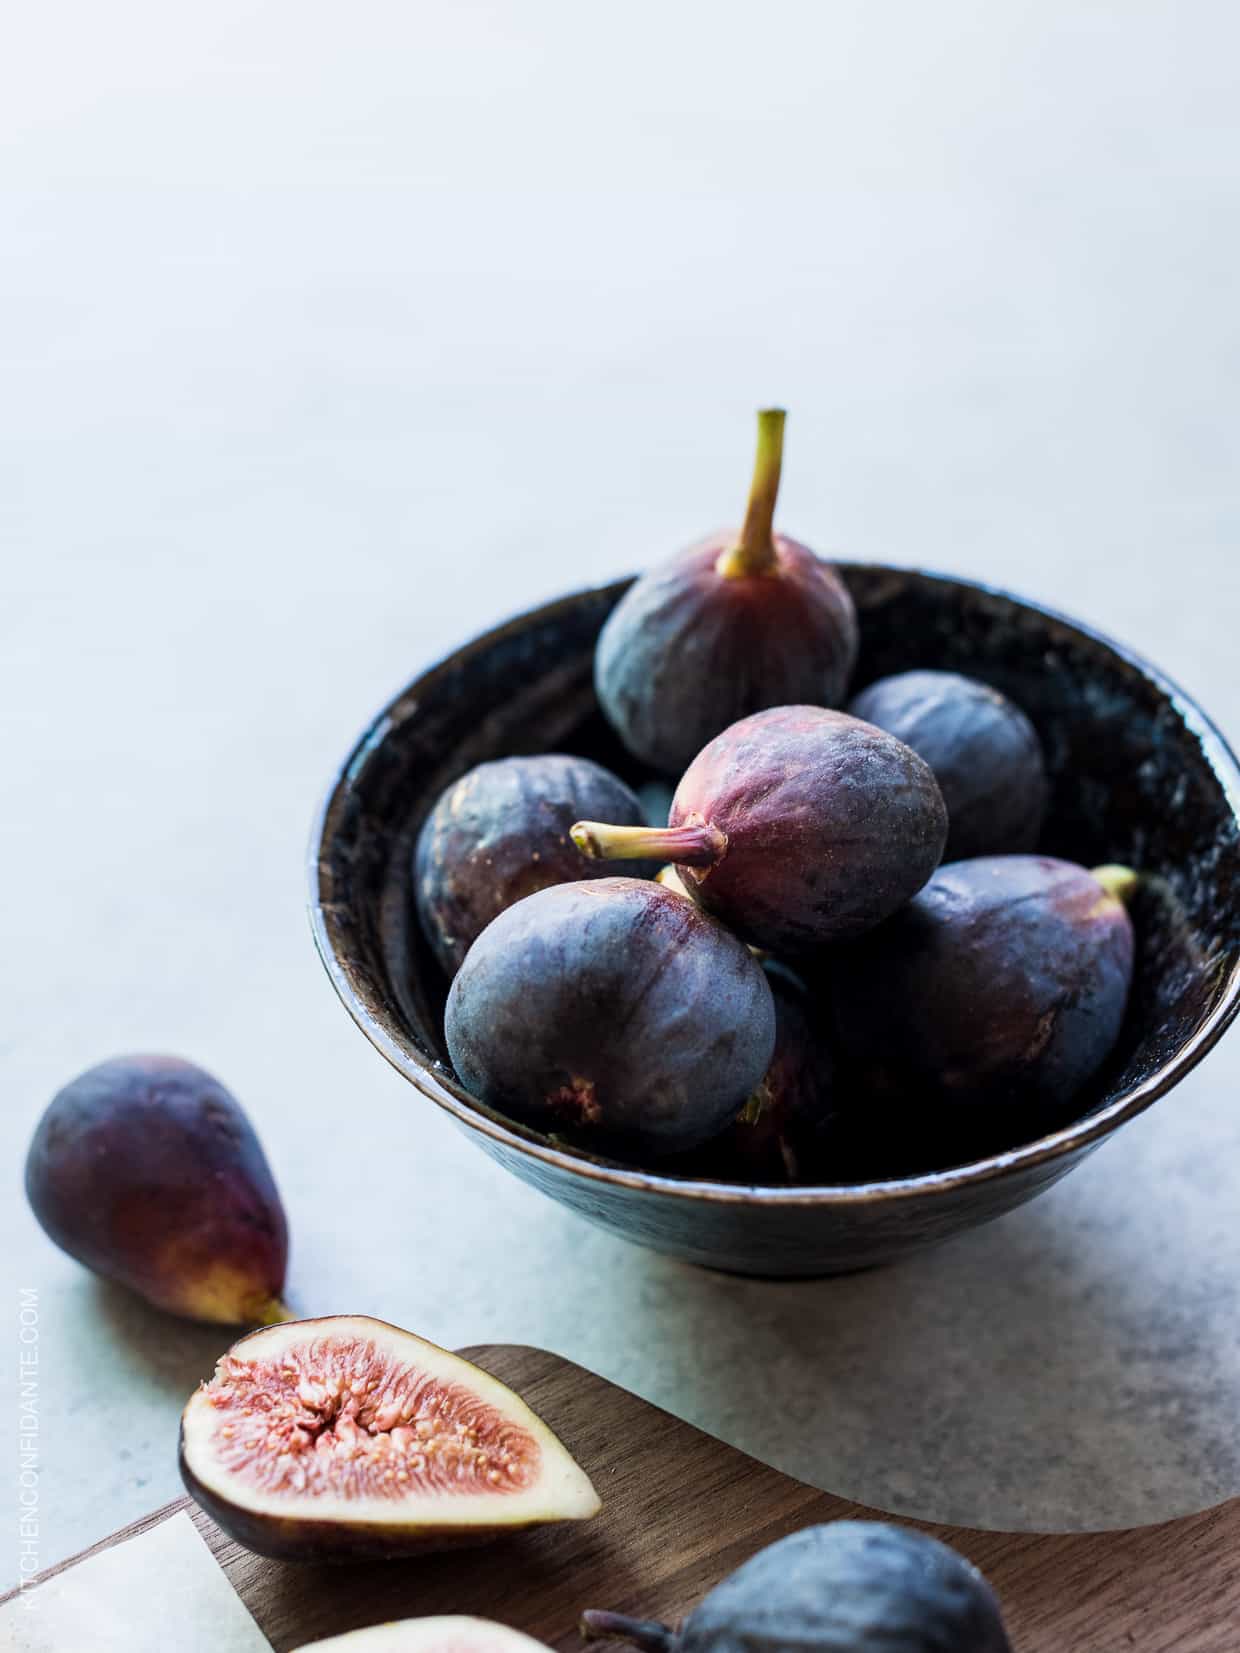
[309,569,1240,1277]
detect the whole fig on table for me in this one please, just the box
[415,754,653,976]
[295,1622,553,1653]
[832,857,1137,1113]
[573,706,948,954]
[595,409,858,774]
[581,1521,1011,1653]
[180,1315,600,1561]
[847,669,1048,860]
[25,1055,289,1325]
[444,878,776,1156]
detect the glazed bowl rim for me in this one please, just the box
[308,565,1240,1208]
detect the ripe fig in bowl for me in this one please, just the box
[294,1620,553,1653]
[832,856,1136,1115]
[595,409,858,774]
[444,878,776,1155]
[692,964,842,1184]
[312,566,1240,1275]
[847,669,1048,860]
[582,1521,1010,1653]
[574,706,948,954]
[415,754,653,976]
[179,1315,600,1561]
[25,1055,288,1325]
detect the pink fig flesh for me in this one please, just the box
[179,1316,600,1561]
[293,1619,556,1653]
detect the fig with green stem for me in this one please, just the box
[574,705,947,954]
[595,409,858,775]
[831,855,1138,1114]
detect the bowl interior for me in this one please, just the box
[312,567,1240,1186]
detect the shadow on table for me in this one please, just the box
[86,1279,237,1401]
[595,1147,1240,1533]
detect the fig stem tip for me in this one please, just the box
[580,1612,676,1653]
[1092,864,1140,905]
[255,1297,295,1326]
[572,819,726,869]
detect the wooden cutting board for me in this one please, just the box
[9,1345,1237,1651]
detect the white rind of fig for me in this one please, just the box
[179,1315,600,1560]
[293,1617,554,1653]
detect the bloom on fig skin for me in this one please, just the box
[574,706,948,955]
[444,878,776,1156]
[25,1055,289,1325]
[847,669,1048,860]
[581,1520,1012,1653]
[831,856,1137,1113]
[414,753,651,976]
[595,409,858,775]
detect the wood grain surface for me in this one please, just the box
[8,1345,1236,1651]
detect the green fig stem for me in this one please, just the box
[580,1612,676,1653]
[715,407,786,578]
[737,1087,768,1127]
[250,1296,294,1326]
[572,818,727,868]
[1092,864,1140,905]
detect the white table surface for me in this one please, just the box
[4,0,1239,1586]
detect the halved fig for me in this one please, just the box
[179,1315,600,1561]
[294,1619,553,1653]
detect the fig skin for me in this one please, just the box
[595,410,858,775]
[847,669,1048,860]
[582,1521,1011,1653]
[179,1315,601,1562]
[415,754,652,976]
[294,1620,554,1653]
[574,706,948,955]
[831,856,1136,1113]
[444,878,776,1156]
[25,1055,288,1325]
[700,965,841,1184]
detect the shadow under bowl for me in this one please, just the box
[309,568,1240,1277]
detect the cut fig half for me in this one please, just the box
[293,1618,553,1653]
[179,1315,600,1561]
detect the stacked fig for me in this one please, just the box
[421,410,1137,1181]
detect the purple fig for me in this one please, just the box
[414,753,652,976]
[595,410,858,774]
[26,1055,289,1325]
[573,705,948,954]
[847,670,1048,860]
[706,964,841,1183]
[831,857,1137,1111]
[444,878,776,1156]
[581,1520,1011,1653]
